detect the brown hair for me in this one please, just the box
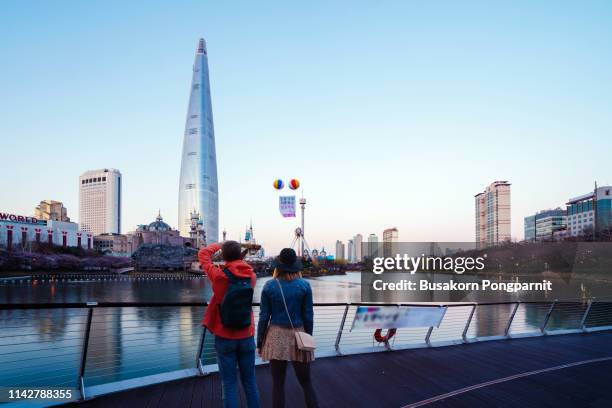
[273,267,301,281]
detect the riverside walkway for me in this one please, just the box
[65,330,612,408]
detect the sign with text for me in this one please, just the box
[350,305,446,331]
[279,196,296,217]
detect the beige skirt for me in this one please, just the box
[261,325,315,363]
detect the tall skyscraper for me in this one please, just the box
[367,233,378,259]
[335,240,345,260]
[383,227,398,258]
[347,239,354,263]
[353,234,363,262]
[79,169,121,235]
[475,181,511,247]
[178,38,219,241]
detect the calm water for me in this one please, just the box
[1,272,610,397]
[0,272,362,304]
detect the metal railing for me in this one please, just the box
[1,298,612,404]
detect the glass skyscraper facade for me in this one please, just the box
[524,209,568,242]
[178,38,219,242]
[566,186,612,237]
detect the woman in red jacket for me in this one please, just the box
[199,241,260,408]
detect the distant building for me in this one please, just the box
[0,211,87,250]
[126,212,189,254]
[335,240,345,260]
[524,215,537,242]
[189,211,207,248]
[353,234,363,262]
[524,209,566,242]
[553,227,568,241]
[34,200,70,222]
[347,239,354,263]
[383,227,398,258]
[366,234,378,259]
[475,181,511,247]
[94,233,128,256]
[566,185,612,237]
[79,169,122,236]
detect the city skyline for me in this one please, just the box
[2,2,612,254]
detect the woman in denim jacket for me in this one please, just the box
[257,248,319,408]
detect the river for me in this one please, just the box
[1,272,610,393]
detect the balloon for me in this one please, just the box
[273,179,284,190]
[289,179,300,190]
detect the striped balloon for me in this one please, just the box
[289,179,300,190]
[273,179,284,190]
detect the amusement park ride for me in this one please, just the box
[274,179,345,277]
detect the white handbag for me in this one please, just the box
[276,279,316,351]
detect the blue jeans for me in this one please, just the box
[214,335,260,408]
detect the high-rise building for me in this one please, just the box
[178,38,219,242]
[383,227,398,258]
[566,185,612,238]
[347,239,354,263]
[335,240,345,260]
[524,215,537,242]
[524,208,566,242]
[475,181,511,247]
[34,200,70,222]
[79,169,121,235]
[353,234,363,262]
[366,234,378,259]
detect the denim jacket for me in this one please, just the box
[256,278,314,348]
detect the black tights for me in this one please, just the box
[269,359,319,408]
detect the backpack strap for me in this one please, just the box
[222,267,251,283]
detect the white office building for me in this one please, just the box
[353,234,363,262]
[347,239,354,263]
[335,240,345,260]
[566,186,612,237]
[475,181,511,248]
[367,234,378,259]
[79,169,122,236]
[383,227,398,258]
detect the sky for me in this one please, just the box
[1,1,612,255]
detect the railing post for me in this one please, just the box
[541,300,556,334]
[425,326,434,347]
[462,304,476,343]
[78,305,95,400]
[196,327,207,375]
[425,305,445,347]
[580,298,594,331]
[505,302,520,337]
[334,304,350,355]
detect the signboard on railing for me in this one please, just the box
[351,305,446,331]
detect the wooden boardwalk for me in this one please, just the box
[65,331,612,408]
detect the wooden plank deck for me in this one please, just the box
[64,331,612,408]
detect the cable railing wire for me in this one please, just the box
[1,298,612,400]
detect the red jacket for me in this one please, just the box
[198,243,256,339]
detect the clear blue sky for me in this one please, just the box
[1,1,612,254]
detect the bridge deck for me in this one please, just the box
[66,331,612,408]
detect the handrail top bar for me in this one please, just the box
[0,298,602,310]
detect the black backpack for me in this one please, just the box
[218,268,254,329]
